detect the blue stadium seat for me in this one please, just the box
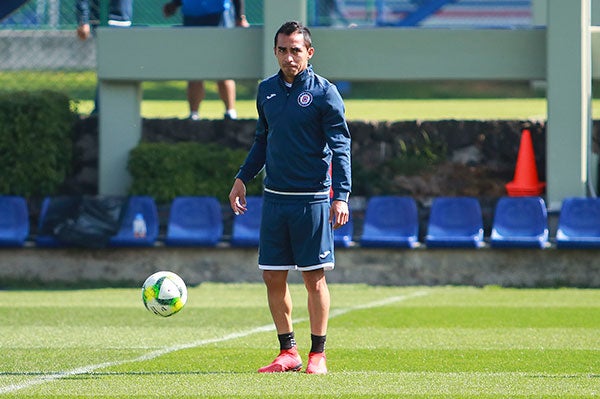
[165,196,223,247]
[490,196,549,248]
[231,196,262,247]
[0,195,29,247]
[36,196,68,247]
[109,196,159,247]
[556,197,600,248]
[334,206,354,247]
[425,196,484,248]
[360,196,419,248]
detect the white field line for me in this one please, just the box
[0,290,429,395]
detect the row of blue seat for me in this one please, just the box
[151,194,600,249]
[0,195,161,248]
[1,195,600,248]
[356,195,600,249]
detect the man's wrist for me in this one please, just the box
[332,192,350,202]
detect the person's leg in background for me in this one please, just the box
[218,79,237,119]
[187,80,205,120]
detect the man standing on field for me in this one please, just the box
[228,20,352,375]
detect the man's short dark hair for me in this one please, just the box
[274,21,312,49]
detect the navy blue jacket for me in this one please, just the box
[236,66,352,202]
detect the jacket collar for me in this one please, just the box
[278,64,313,87]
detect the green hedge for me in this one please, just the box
[128,138,447,202]
[128,142,263,203]
[0,91,76,197]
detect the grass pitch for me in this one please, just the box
[0,284,598,398]
[75,98,600,121]
[74,98,553,121]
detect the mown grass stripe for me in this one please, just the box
[0,290,428,395]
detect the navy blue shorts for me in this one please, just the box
[258,192,334,271]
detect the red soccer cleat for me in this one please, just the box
[257,347,302,373]
[306,352,327,375]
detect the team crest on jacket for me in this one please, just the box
[297,92,313,107]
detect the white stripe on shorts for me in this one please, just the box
[258,263,334,271]
[264,187,330,196]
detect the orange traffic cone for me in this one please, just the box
[505,129,546,196]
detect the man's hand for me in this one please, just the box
[163,1,179,17]
[229,178,248,215]
[329,200,349,230]
[236,15,249,27]
[76,24,91,40]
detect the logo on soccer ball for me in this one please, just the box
[142,271,188,317]
[297,92,313,107]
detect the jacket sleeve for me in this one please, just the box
[76,0,90,25]
[235,93,267,183]
[232,0,244,21]
[323,84,352,202]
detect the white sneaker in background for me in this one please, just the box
[224,109,237,120]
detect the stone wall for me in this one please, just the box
[69,117,548,200]
[63,117,548,238]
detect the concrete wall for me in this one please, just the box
[1,246,598,288]
[0,30,95,70]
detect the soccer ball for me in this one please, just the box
[142,271,188,317]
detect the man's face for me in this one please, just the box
[274,31,314,84]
